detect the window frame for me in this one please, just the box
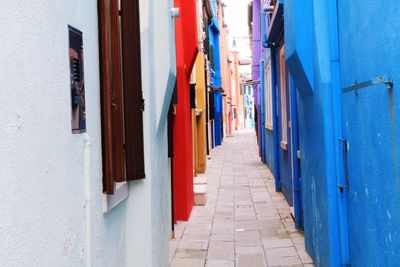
[264,62,273,131]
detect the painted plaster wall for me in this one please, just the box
[209,29,222,87]
[262,15,276,175]
[286,0,400,265]
[0,1,176,266]
[337,1,400,265]
[139,0,177,266]
[209,0,222,147]
[274,48,294,206]
[285,1,344,265]
[252,0,262,156]
[262,62,275,174]
[195,53,207,174]
[173,0,198,221]
[264,129,275,173]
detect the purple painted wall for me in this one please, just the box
[252,0,262,155]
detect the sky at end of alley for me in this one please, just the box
[224,0,252,59]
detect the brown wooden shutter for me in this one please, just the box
[98,0,125,193]
[109,0,125,183]
[120,0,145,180]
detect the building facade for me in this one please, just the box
[0,0,176,266]
[285,0,400,265]
[258,0,400,266]
[208,0,223,148]
[172,0,199,222]
[263,0,302,228]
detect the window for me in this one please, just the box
[279,46,288,150]
[98,0,145,195]
[264,62,273,130]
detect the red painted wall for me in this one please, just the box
[173,0,198,221]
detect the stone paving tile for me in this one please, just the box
[174,248,207,258]
[207,241,235,261]
[169,131,314,267]
[263,237,294,249]
[171,258,205,267]
[236,253,267,267]
[177,240,208,250]
[235,239,262,247]
[265,246,298,258]
[205,260,235,267]
[267,255,302,267]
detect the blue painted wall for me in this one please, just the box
[208,1,222,147]
[337,1,400,266]
[264,1,297,206]
[260,10,281,191]
[214,90,222,146]
[262,58,275,171]
[264,128,275,173]
[274,44,294,206]
[284,0,400,265]
[285,1,343,266]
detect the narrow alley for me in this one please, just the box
[170,131,313,267]
[2,0,400,266]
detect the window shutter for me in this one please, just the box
[120,0,145,180]
[109,0,125,183]
[98,0,125,194]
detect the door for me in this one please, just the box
[289,75,302,229]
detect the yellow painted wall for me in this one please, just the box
[194,52,207,173]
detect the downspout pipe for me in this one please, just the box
[289,76,301,229]
[328,0,351,265]
[83,134,92,267]
[260,59,266,162]
[260,7,267,163]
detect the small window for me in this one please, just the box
[98,0,145,194]
[265,62,273,131]
[279,46,288,150]
[69,26,86,134]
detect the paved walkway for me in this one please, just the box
[169,131,314,267]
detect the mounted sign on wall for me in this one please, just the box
[68,25,86,133]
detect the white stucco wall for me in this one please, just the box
[0,0,176,266]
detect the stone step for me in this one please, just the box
[194,176,208,185]
[194,184,207,206]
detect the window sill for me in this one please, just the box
[266,124,273,131]
[103,182,129,213]
[280,141,288,151]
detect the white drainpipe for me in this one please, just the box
[83,133,92,267]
